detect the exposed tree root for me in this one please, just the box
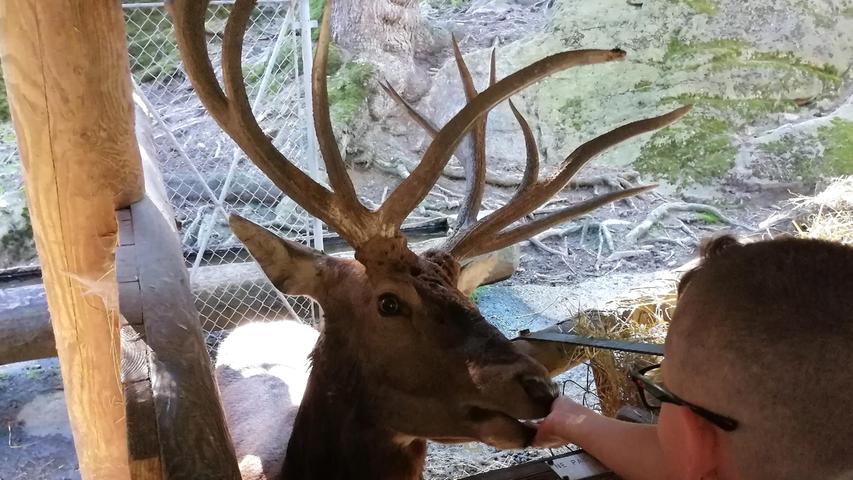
[625,202,754,243]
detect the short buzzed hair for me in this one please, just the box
[667,236,853,480]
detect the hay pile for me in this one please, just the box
[564,292,674,416]
[792,176,853,245]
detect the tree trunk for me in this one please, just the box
[331,0,422,92]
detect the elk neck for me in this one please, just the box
[281,316,427,480]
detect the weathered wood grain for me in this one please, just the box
[131,197,241,479]
[0,1,144,477]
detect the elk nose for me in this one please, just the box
[521,376,557,412]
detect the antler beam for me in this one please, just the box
[447,105,692,259]
[169,0,375,244]
[379,48,628,228]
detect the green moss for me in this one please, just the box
[843,7,853,19]
[696,211,723,224]
[1,206,35,264]
[662,37,747,65]
[758,135,820,182]
[746,51,841,87]
[665,0,718,16]
[635,114,736,185]
[666,94,797,125]
[633,80,653,92]
[0,64,9,122]
[558,98,585,130]
[327,60,373,126]
[817,119,853,176]
[309,0,325,19]
[243,43,299,94]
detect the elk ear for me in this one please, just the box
[229,214,325,297]
[457,245,521,297]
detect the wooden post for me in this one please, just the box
[0,1,144,478]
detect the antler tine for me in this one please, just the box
[313,0,365,211]
[170,0,371,244]
[507,99,539,201]
[450,36,488,230]
[380,48,627,228]
[447,105,692,259]
[379,80,440,135]
[467,185,655,257]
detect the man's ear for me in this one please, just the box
[663,405,720,479]
[229,214,327,298]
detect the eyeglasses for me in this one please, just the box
[629,364,739,432]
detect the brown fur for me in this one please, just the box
[223,216,556,480]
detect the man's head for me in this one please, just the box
[659,236,853,480]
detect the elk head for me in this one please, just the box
[169,0,689,448]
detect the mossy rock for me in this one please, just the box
[636,114,736,186]
[416,0,853,188]
[749,110,853,186]
[327,60,373,127]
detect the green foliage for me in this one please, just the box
[243,43,300,94]
[758,135,822,183]
[0,206,35,265]
[0,64,8,122]
[817,119,853,177]
[327,60,373,126]
[125,9,180,82]
[696,211,723,224]
[310,0,326,40]
[635,114,736,186]
[310,0,326,20]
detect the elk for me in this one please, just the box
[169,1,689,478]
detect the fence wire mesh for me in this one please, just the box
[124,0,322,356]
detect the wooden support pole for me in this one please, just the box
[0,1,144,478]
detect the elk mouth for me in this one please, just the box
[459,405,541,448]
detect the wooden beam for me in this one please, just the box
[0,1,144,478]
[0,284,55,364]
[128,197,242,479]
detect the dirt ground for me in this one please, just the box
[0,359,79,480]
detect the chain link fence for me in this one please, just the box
[124,0,323,355]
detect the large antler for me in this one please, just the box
[383,41,691,260]
[170,0,648,249]
[169,0,378,245]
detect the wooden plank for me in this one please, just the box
[131,196,241,479]
[124,379,160,460]
[463,459,557,480]
[462,452,621,480]
[120,281,145,326]
[0,2,143,477]
[131,458,164,480]
[121,324,150,384]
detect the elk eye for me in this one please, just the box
[378,293,401,317]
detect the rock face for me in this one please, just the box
[415,0,853,190]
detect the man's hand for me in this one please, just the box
[533,396,595,448]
